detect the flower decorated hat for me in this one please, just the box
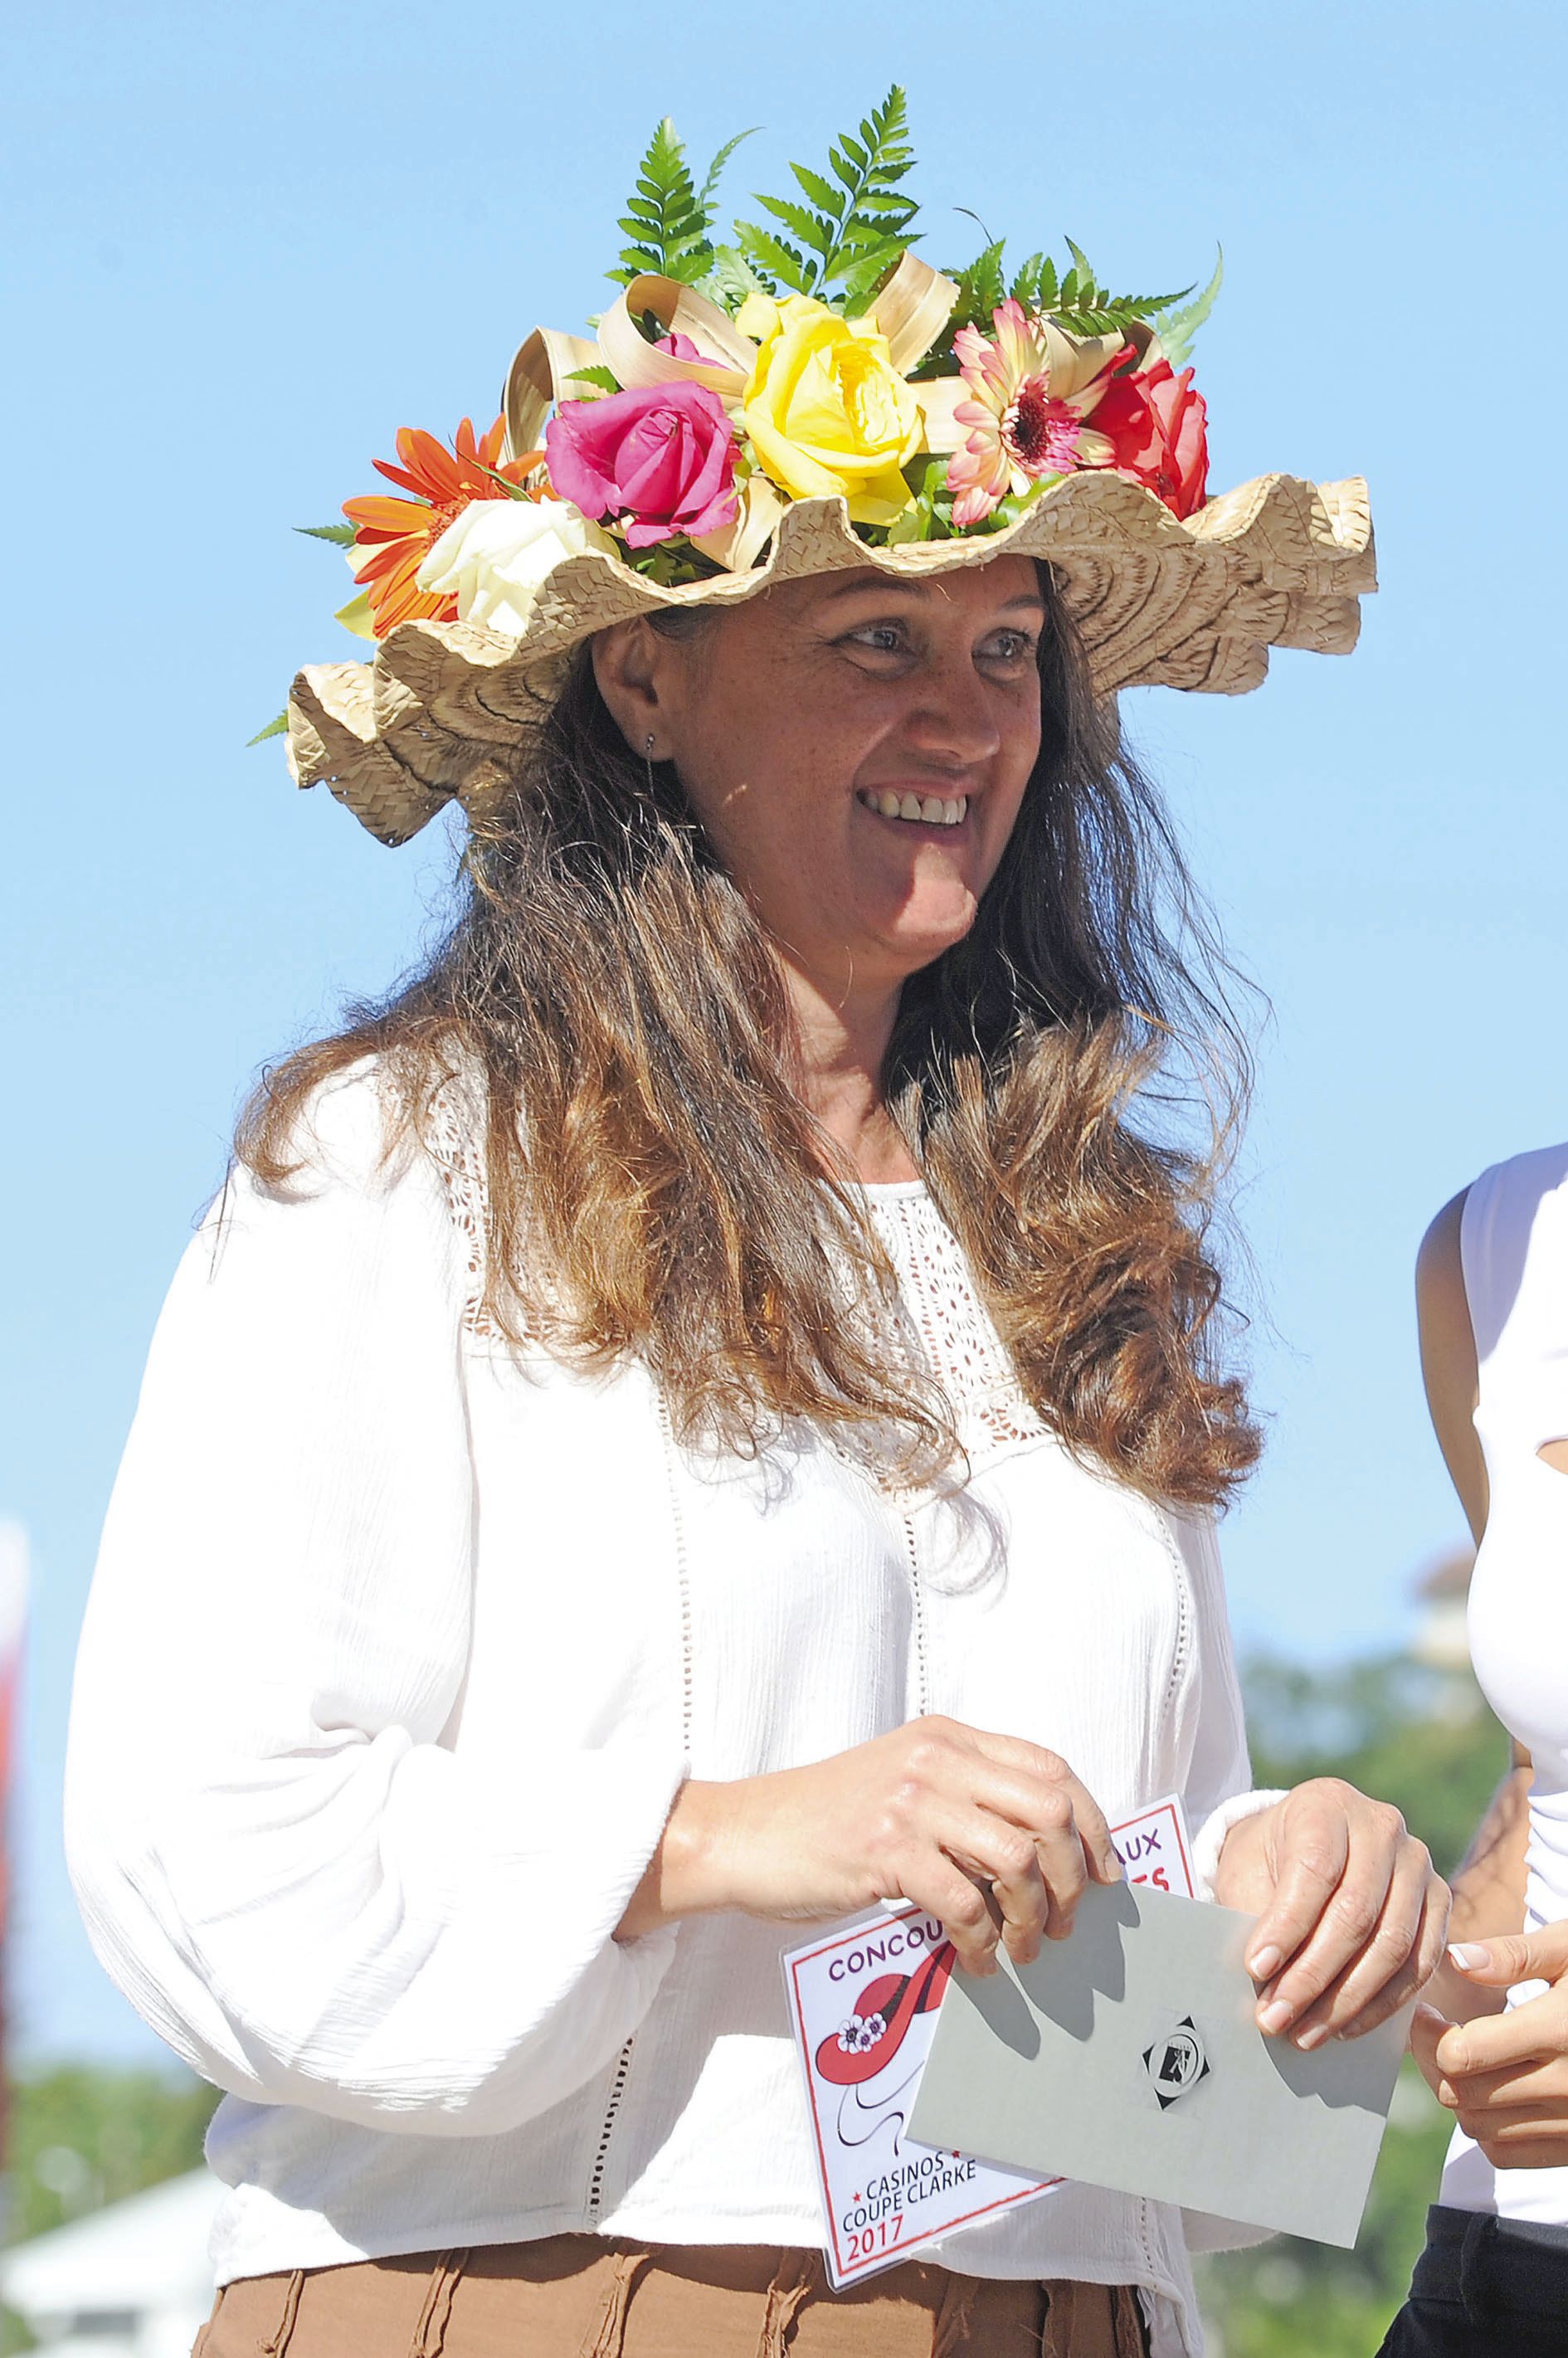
[272,90,1376,846]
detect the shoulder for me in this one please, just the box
[237,1053,490,1210]
[1454,1145,1568,1355]
[1415,1146,1568,1395]
[207,1057,486,1313]
[251,1057,405,1194]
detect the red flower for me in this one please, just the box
[1089,358,1209,520]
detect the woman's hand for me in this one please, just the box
[617,1716,1122,1976]
[1212,1778,1450,2046]
[1413,1926,1568,2167]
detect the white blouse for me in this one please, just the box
[65,1066,1267,2358]
[1441,1144,1568,2229]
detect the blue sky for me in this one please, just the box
[3,0,1565,2064]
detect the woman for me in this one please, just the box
[1377,1154,1568,2354]
[66,116,1441,2358]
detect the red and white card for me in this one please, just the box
[782,1794,1195,2287]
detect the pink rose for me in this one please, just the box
[1088,358,1209,520]
[544,348,739,549]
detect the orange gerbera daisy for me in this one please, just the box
[343,417,543,636]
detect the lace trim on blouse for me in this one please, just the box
[864,1190,1052,1466]
[422,1092,1049,1470]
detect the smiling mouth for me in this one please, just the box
[855,788,969,829]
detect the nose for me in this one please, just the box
[903,649,1005,769]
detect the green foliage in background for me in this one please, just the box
[1196,1651,1511,2357]
[1,2063,215,2353]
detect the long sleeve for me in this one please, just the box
[65,1069,685,2136]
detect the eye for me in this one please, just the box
[981,628,1039,666]
[842,620,912,657]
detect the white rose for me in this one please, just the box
[415,497,617,637]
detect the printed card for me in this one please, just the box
[782,1795,1195,2287]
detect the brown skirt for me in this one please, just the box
[195,2235,1151,2357]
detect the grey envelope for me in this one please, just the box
[907,1882,1410,2248]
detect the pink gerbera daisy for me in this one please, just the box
[945,299,1127,529]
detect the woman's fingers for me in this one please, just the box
[937,1804,1054,1968]
[1415,1983,1568,2166]
[1242,1785,1448,2040]
[1447,1922,1568,1990]
[1410,2001,1449,2098]
[1244,1790,1356,2024]
[1432,1986,1568,2079]
[1280,1845,1444,2048]
[1471,2122,1568,2168]
[920,1859,1006,1979]
[962,1732,1122,1887]
[1434,2054,1568,2113]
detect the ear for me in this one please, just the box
[591,617,683,763]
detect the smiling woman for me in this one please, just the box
[66,95,1437,2358]
[242,558,1254,1505]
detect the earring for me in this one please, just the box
[644,730,656,792]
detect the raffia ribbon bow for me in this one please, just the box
[501,254,981,570]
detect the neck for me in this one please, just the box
[777,952,921,1185]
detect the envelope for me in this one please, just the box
[906,1880,1410,2247]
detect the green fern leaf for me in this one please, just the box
[247,711,289,746]
[1152,246,1223,369]
[940,238,1009,347]
[295,522,359,547]
[607,115,716,289]
[852,188,917,217]
[697,129,758,223]
[698,244,768,313]
[564,363,622,394]
[838,241,912,309]
[1009,252,1061,314]
[791,163,844,217]
[1064,236,1098,289]
[734,219,813,295]
[781,83,919,298]
[756,192,834,256]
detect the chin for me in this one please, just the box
[895,884,981,952]
[878,911,981,975]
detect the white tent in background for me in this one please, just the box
[0,2169,222,2358]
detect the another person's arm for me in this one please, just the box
[1403,1181,1568,2161]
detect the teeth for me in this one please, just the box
[857,790,970,826]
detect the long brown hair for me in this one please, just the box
[241,568,1259,1506]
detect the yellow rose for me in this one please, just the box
[738,292,921,526]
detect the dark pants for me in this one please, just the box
[1378,2204,1568,2356]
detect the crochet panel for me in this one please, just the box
[419,1097,1045,1469]
[421,1076,502,1340]
[867,1191,1051,1465]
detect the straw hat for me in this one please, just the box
[278,116,1376,848]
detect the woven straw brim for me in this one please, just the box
[286,470,1375,847]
